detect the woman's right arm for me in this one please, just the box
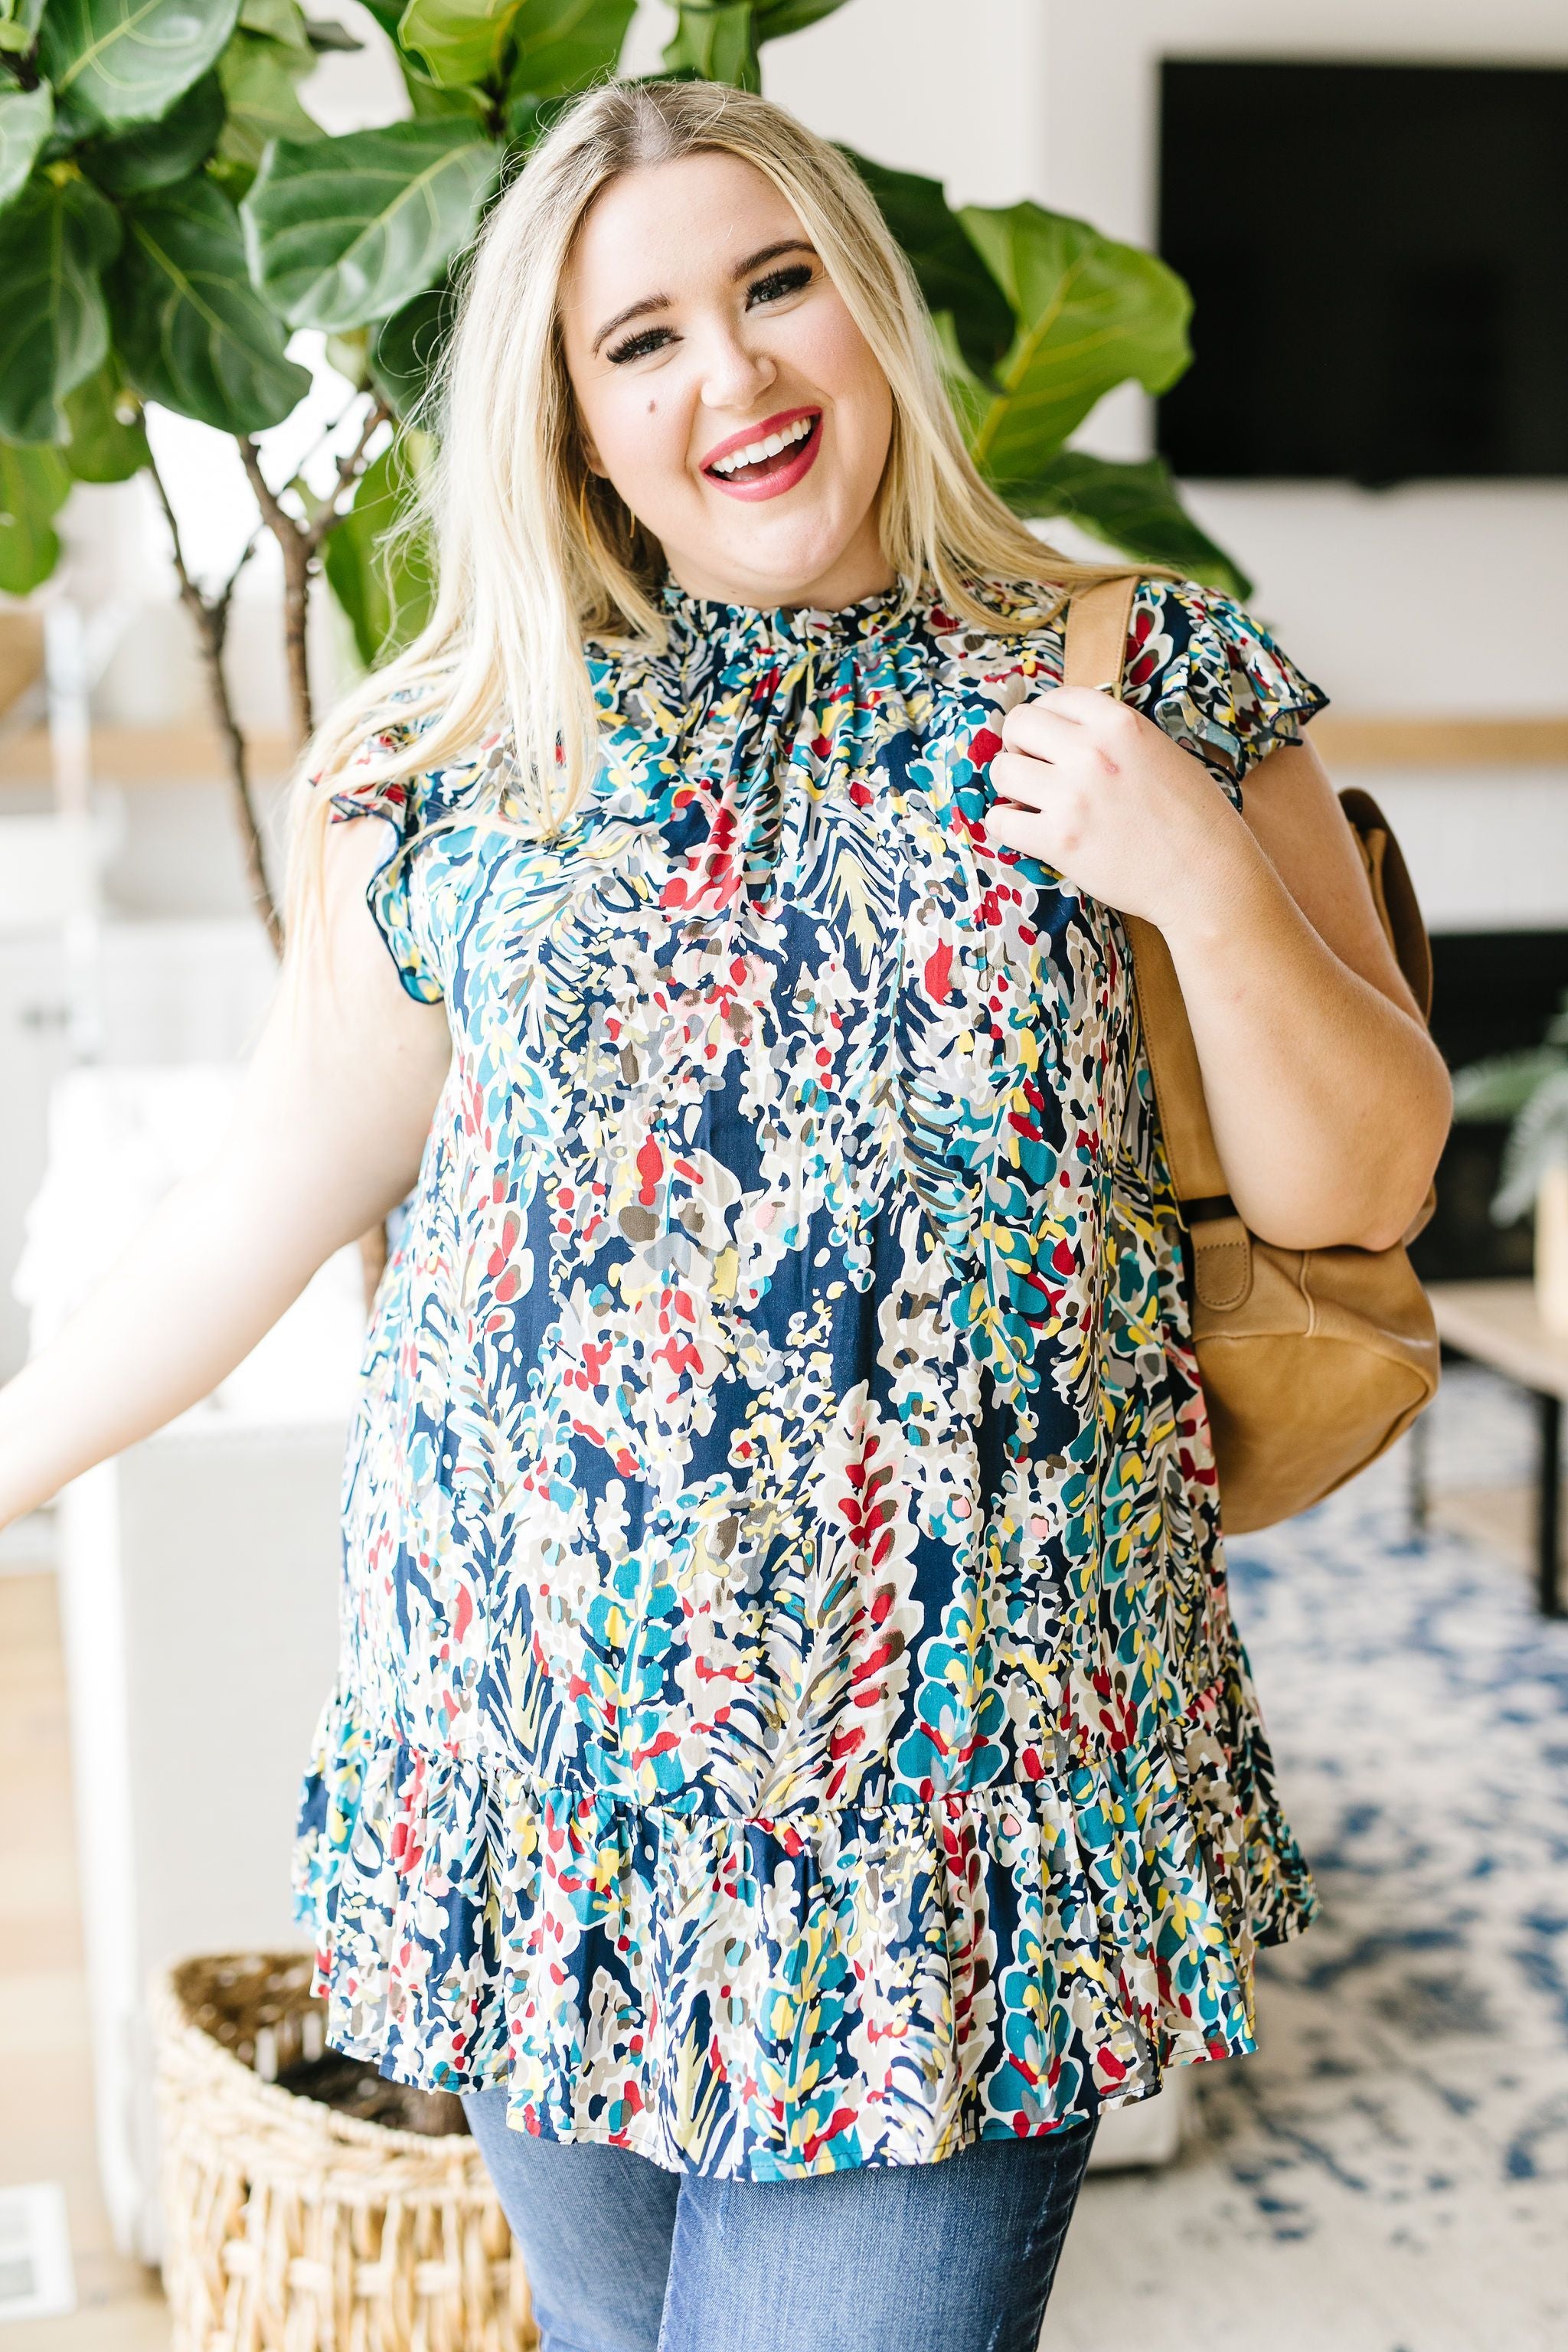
[0,812,452,1528]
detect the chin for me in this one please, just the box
[709,516,864,605]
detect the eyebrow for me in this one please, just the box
[588,239,818,357]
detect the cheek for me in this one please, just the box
[789,305,892,483]
[581,379,695,516]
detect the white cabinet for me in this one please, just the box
[57,1421,347,2259]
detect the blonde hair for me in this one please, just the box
[283,77,1128,957]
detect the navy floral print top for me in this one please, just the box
[292,573,1327,2180]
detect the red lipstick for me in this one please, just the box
[699,405,822,501]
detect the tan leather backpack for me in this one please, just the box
[1060,573,1440,1534]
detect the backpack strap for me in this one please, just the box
[1060,577,1233,1220]
[1059,576,1436,1279]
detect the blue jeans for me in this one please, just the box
[462,2092,1098,2352]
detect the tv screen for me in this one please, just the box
[1156,60,1568,483]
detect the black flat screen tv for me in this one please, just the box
[1156,60,1568,482]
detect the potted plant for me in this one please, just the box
[1452,992,1568,1335]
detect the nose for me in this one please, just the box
[697,320,776,416]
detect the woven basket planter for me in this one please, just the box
[153,1952,537,2352]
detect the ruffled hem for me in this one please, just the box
[291,1679,1316,2180]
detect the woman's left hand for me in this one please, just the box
[983,684,1242,925]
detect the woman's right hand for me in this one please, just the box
[0,812,452,1530]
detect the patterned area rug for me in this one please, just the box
[1050,1365,1568,2352]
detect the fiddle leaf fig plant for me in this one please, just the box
[1452,994,1568,1227]
[0,0,1249,959]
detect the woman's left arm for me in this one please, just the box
[986,691,1452,1253]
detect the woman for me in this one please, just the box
[0,78,1449,2352]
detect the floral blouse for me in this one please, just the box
[292,573,1327,2180]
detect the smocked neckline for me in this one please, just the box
[659,575,917,658]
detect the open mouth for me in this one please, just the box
[701,407,822,500]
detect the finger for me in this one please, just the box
[1000,691,1109,758]
[1043,684,1132,719]
[988,748,1061,811]
[979,799,1060,865]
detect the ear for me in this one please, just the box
[578,426,609,480]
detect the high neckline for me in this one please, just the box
[659,576,916,658]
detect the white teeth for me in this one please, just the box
[710,413,815,475]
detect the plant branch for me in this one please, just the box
[306,397,390,554]
[238,433,315,747]
[237,397,389,750]
[218,522,264,612]
[145,446,283,959]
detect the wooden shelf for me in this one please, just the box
[1310,714,1568,768]
[0,727,296,789]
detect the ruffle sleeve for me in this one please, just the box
[1122,579,1329,805]
[321,707,446,1007]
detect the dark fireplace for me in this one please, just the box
[1413,929,1568,1282]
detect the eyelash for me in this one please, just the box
[603,261,816,365]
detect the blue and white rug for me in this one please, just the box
[1050,1365,1568,2352]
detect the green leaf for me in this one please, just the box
[398,0,521,89]
[503,87,565,148]
[325,322,371,389]
[109,171,312,430]
[958,202,1192,479]
[61,356,149,479]
[369,274,453,418]
[1008,449,1251,599]
[304,14,363,51]
[0,86,54,214]
[242,119,501,330]
[0,0,51,57]
[78,70,224,194]
[402,61,488,119]
[1494,1067,1568,1225]
[0,439,71,593]
[323,430,436,666]
[217,28,323,176]
[753,0,850,36]
[38,0,242,132]
[649,0,835,87]
[0,175,119,443]
[239,0,313,55]
[1452,1047,1568,1125]
[662,2,758,90]
[503,0,634,101]
[844,150,1012,385]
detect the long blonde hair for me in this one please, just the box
[285,77,1122,951]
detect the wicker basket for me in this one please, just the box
[153,1952,537,2352]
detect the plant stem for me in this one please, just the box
[237,436,315,747]
[145,447,283,958]
[307,399,390,555]
[238,398,390,750]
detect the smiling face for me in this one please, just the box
[559,150,897,610]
